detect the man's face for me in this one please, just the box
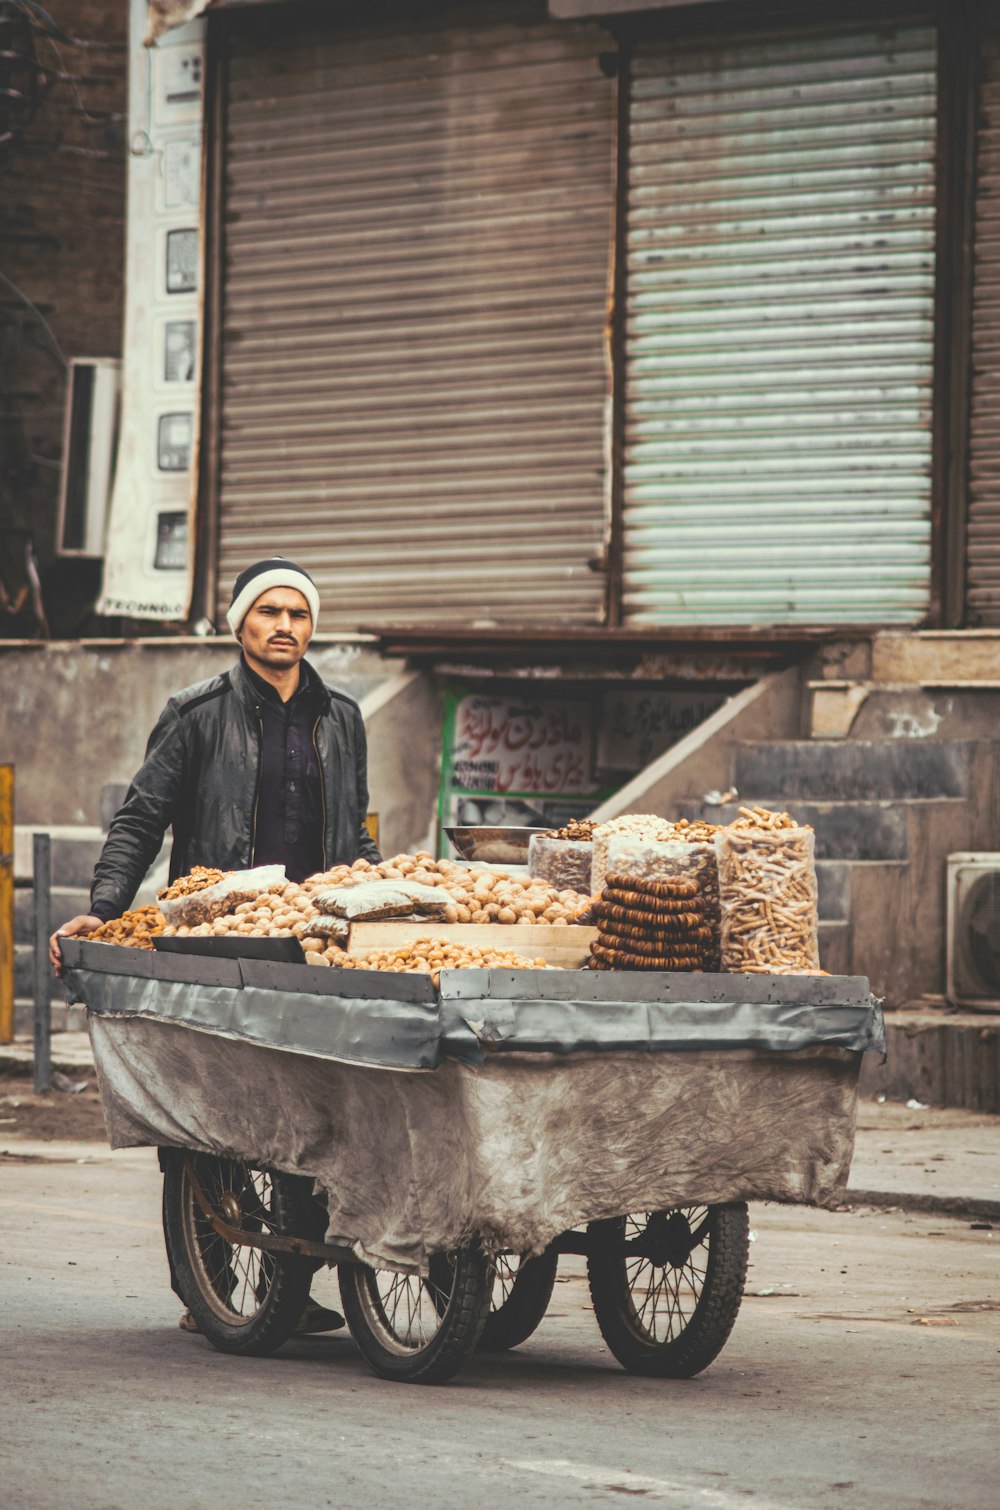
[238,587,312,671]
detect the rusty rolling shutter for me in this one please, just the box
[622,23,938,626]
[216,7,614,629]
[967,34,1000,624]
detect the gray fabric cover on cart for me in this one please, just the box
[63,943,880,1273]
[84,1011,863,1274]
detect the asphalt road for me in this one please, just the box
[1,1145,997,1510]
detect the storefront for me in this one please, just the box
[100,0,1000,633]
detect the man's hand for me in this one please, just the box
[50,915,103,977]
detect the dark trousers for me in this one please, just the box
[160,1151,328,1304]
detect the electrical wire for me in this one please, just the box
[0,269,67,370]
[1,0,126,51]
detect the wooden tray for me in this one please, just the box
[346,921,597,968]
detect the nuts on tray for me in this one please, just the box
[84,905,167,949]
[325,936,554,986]
[307,853,591,925]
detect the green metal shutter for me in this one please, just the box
[967,34,1000,625]
[216,7,614,629]
[622,23,938,626]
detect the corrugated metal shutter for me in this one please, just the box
[622,23,938,626]
[216,8,614,629]
[967,34,1000,624]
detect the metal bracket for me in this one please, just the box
[184,1154,359,1266]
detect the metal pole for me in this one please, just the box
[0,764,13,1044]
[33,832,52,1094]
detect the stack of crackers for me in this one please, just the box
[588,872,713,972]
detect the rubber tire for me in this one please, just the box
[587,1203,749,1378]
[162,1150,314,1356]
[339,1246,490,1384]
[479,1249,559,1351]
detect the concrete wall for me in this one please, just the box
[0,639,398,825]
[361,672,444,858]
[589,666,804,820]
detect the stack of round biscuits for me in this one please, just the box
[588,872,712,972]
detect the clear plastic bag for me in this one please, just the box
[310,878,452,922]
[716,825,819,974]
[590,818,674,896]
[157,865,287,927]
[528,834,594,894]
[598,835,721,969]
[300,914,350,944]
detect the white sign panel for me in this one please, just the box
[98,2,205,622]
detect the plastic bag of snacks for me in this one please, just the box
[296,914,350,944]
[598,834,721,970]
[591,816,675,896]
[157,865,288,927]
[528,834,593,894]
[310,878,454,922]
[158,866,230,903]
[716,811,819,974]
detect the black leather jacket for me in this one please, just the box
[91,657,381,918]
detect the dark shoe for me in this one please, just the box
[179,1309,200,1333]
[295,1300,346,1334]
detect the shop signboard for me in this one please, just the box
[596,689,727,772]
[437,689,608,853]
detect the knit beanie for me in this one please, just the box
[226,558,320,636]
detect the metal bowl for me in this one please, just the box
[444,826,548,864]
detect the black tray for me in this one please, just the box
[153,934,305,963]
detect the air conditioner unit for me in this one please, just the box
[946,853,1000,1011]
[56,357,121,557]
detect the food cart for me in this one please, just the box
[62,936,883,1386]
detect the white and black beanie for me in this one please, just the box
[226,557,320,636]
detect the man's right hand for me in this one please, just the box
[50,916,103,977]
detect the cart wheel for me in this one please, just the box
[162,1151,313,1356]
[586,1203,749,1377]
[479,1249,559,1351]
[339,1246,490,1384]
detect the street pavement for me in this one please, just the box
[1,1035,998,1508]
[1,1143,997,1510]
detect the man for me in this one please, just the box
[51,556,381,1333]
[52,556,379,952]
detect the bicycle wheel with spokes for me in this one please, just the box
[479,1249,558,1351]
[339,1246,490,1384]
[587,1203,749,1377]
[162,1151,313,1356]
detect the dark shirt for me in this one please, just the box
[244,659,324,881]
